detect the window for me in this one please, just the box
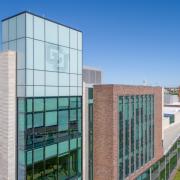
[45,98,57,110]
[58,110,68,131]
[17,14,25,38]
[45,111,57,126]
[70,29,77,49]
[45,20,58,44]
[26,13,33,38]
[17,70,25,85]
[78,51,82,74]
[34,113,44,128]
[46,87,58,96]
[45,144,57,158]
[70,87,77,96]
[46,72,58,86]
[58,141,68,154]
[26,38,33,69]
[59,73,69,86]
[34,16,44,41]
[59,25,69,47]
[70,138,77,150]
[26,70,33,85]
[59,46,69,73]
[27,151,32,165]
[34,40,45,70]
[2,20,8,42]
[70,49,78,73]
[34,86,45,96]
[70,110,77,121]
[34,70,45,86]
[34,148,44,162]
[17,39,25,69]
[78,75,82,87]
[58,97,69,109]
[34,98,44,111]
[27,114,32,129]
[78,32,82,50]
[26,86,33,97]
[59,87,70,96]
[70,74,78,87]
[27,99,32,112]
[70,97,77,108]
[69,150,77,176]
[9,17,16,41]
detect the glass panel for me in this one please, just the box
[78,51,82,74]
[18,99,25,113]
[70,110,77,121]
[78,87,82,96]
[45,111,57,126]
[27,114,32,129]
[78,75,82,87]
[70,97,77,108]
[34,98,44,111]
[46,72,58,86]
[70,138,77,150]
[27,99,32,112]
[59,46,69,73]
[46,87,58,96]
[34,159,44,179]
[70,29,77,49]
[17,14,25,38]
[26,38,33,69]
[46,43,59,71]
[9,17,16,41]
[78,32,82,50]
[69,150,77,176]
[45,20,58,44]
[27,151,32,165]
[70,87,77,96]
[2,20,8,42]
[78,109,82,133]
[59,87,69,96]
[58,154,69,179]
[78,148,82,173]
[17,38,25,69]
[34,148,44,162]
[34,16,44,41]
[59,25,69,47]
[34,113,44,128]
[58,98,69,109]
[2,43,8,51]
[45,144,57,158]
[34,86,45,97]
[58,141,68,154]
[34,40,45,70]
[26,70,33,85]
[34,70,45,85]
[58,111,68,131]
[70,49,78,73]
[70,74,78,86]
[59,73,69,86]
[26,13,33,38]
[17,70,25,85]
[17,86,25,97]
[26,86,33,97]
[46,98,57,110]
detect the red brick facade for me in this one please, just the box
[93,85,163,180]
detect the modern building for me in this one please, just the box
[82,66,102,180]
[93,85,163,180]
[0,11,82,180]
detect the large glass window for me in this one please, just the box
[34,16,44,41]
[26,38,33,69]
[70,49,78,73]
[78,32,82,50]
[46,98,57,110]
[17,38,25,69]
[34,70,45,86]
[45,20,58,44]
[9,17,16,41]
[70,74,78,86]
[59,25,69,47]
[34,113,44,128]
[59,73,69,86]
[26,13,33,38]
[46,71,58,86]
[70,29,77,49]
[58,110,68,131]
[58,98,69,109]
[59,46,69,73]
[34,40,45,70]
[2,20,8,42]
[45,111,57,126]
[17,14,25,38]
[34,98,44,112]
[34,148,44,163]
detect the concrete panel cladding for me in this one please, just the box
[93,85,163,180]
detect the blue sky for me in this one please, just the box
[0,0,180,87]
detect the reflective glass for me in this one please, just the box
[70,138,77,150]
[70,97,77,108]
[34,16,44,41]
[34,148,44,162]
[27,99,32,112]
[34,113,44,128]
[17,14,25,38]
[17,39,25,69]
[45,111,57,126]
[46,43,59,71]
[59,25,69,47]
[78,32,82,50]
[58,111,68,131]
[59,46,69,73]
[26,70,33,85]
[34,40,45,70]
[58,141,68,154]
[17,70,25,85]
[70,49,78,73]
[70,29,77,49]
[59,73,69,86]
[45,144,57,158]
[45,98,57,110]
[34,70,45,85]
[2,20,8,42]
[46,72,58,86]
[70,87,77,96]
[9,41,16,51]
[27,114,32,129]
[34,86,45,96]
[70,110,77,121]
[34,98,44,111]
[26,38,33,69]
[27,151,32,165]
[70,74,78,87]
[78,51,82,74]
[59,87,69,96]
[18,98,25,113]
[58,98,69,109]
[46,87,58,96]
[45,20,58,44]
[17,86,25,97]
[78,75,82,87]
[26,13,33,38]
[9,17,16,41]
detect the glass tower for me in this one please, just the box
[2,12,82,180]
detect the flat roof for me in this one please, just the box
[1,11,82,32]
